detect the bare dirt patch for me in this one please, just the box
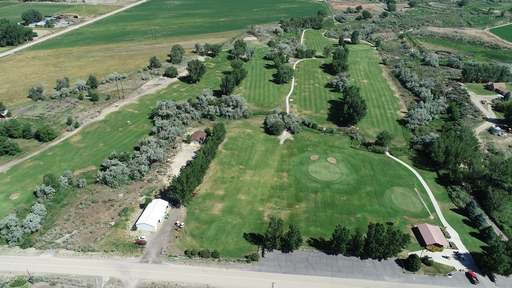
[9,193,19,200]
[73,165,96,175]
[327,157,337,164]
[310,154,320,161]
[211,202,224,215]
[329,1,385,13]
[278,130,293,144]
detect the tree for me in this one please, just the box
[264,216,284,252]
[331,46,349,73]
[89,90,99,102]
[274,65,293,84]
[0,19,35,47]
[231,39,248,59]
[481,240,512,276]
[375,131,393,148]
[351,31,360,44]
[148,56,162,69]
[349,230,365,256]
[280,224,303,253]
[387,0,397,12]
[0,137,20,156]
[86,74,98,89]
[504,101,512,126]
[168,44,185,64]
[21,9,43,25]
[361,10,372,19]
[186,60,206,83]
[339,85,367,126]
[323,46,333,58]
[263,113,285,135]
[55,77,69,91]
[330,224,351,255]
[163,66,178,78]
[28,85,44,101]
[404,254,422,272]
[220,74,236,95]
[34,125,57,142]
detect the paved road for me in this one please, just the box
[385,152,478,272]
[0,255,469,288]
[0,0,148,59]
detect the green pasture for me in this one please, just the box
[34,0,325,50]
[179,119,437,257]
[0,54,231,218]
[0,0,116,22]
[490,24,512,43]
[417,36,512,64]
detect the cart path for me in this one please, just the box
[0,255,463,288]
[0,0,148,59]
[0,70,187,174]
[385,152,478,272]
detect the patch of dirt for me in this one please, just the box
[243,35,258,41]
[426,26,512,49]
[278,130,294,144]
[310,154,320,161]
[329,1,385,13]
[9,193,19,200]
[73,165,96,175]
[327,157,337,164]
[211,202,224,215]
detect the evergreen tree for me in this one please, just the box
[280,224,303,253]
[340,85,367,126]
[330,224,351,255]
[264,216,284,252]
[351,31,360,44]
[86,74,98,89]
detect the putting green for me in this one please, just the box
[386,187,424,213]
[308,161,342,182]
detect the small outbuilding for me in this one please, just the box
[414,223,449,250]
[191,130,207,144]
[485,82,510,98]
[135,199,169,232]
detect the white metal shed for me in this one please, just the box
[136,199,169,232]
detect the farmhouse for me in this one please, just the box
[191,130,207,144]
[135,199,169,232]
[414,223,449,249]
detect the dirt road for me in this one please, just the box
[285,29,311,114]
[0,0,148,59]
[0,255,462,288]
[465,87,501,138]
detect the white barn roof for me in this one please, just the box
[136,199,169,232]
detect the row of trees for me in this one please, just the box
[461,62,512,83]
[310,223,410,260]
[28,74,101,102]
[243,216,303,255]
[220,59,248,95]
[0,19,35,47]
[161,123,226,206]
[0,119,58,143]
[279,11,326,33]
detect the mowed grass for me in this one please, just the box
[0,0,323,106]
[348,45,405,141]
[237,47,289,111]
[303,29,333,53]
[490,24,512,43]
[0,1,117,22]
[179,119,438,257]
[0,54,231,218]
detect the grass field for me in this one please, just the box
[303,29,334,53]
[490,24,512,43]
[0,54,231,218]
[0,0,117,22]
[417,36,512,64]
[179,119,438,257]
[237,47,289,111]
[0,0,324,106]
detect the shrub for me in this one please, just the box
[375,131,393,148]
[198,249,211,258]
[447,186,471,209]
[163,66,178,78]
[263,113,285,135]
[148,56,162,69]
[86,74,98,89]
[245,253,260,262]
[97,159,131,188]
[0,137,20,156]
[211,250,220,259]
[33,184,56,199]
[404,254,422,272]
[34,125,57,142]
[421,256,434,266]
[28,85,44,101]
[168,44,185,64]
[21,9,43,25]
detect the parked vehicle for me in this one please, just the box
[135,236,147,245]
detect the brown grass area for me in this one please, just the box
[329,0,385,12]
[0,30,238,106]
[426,27,512,49]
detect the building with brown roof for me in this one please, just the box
[414,223,449,249]
[191,130,207,144]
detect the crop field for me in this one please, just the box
[0,1,117,22]
[0,0,324,106]
[490,24,512,43]
[417,36,512,64]
[0,54,231,218]
[237,48,289,111]
[179,119,437,257]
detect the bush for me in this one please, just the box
[33,184,56,199]
[447,186,471,209]
[211,250,220,259]
[97,159,131,188]
[0,137,20,156]
[404,254,422,272]
[198,249,211,258]
[148,56,162,69]
[86,74,98,89]
[263,113,285,135]
[34,125,57,142]
[163,66,178,78]
[28,85,44,101]
[245,253,260,262]
[421,256,434,266]
[21,9,43,25]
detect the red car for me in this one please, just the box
[466,271,479,285]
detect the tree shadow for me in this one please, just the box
[320,63,336,75]
[327,99,344,126]
[307,237,333,255]
[178,75,194,84]
[243,232,265,247]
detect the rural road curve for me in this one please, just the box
[385,152,478,271]
[0,255,461,288]
[0,70,187,174]
[0,0,148,59]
